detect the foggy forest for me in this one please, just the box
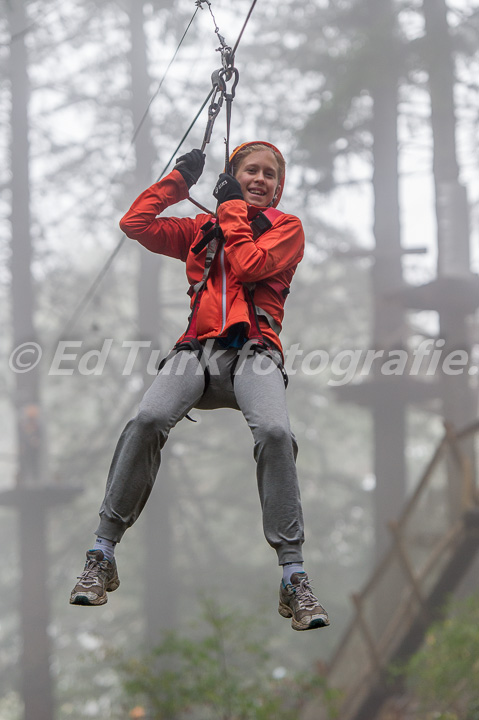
[2,0,479,719]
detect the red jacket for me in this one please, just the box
[119,169,305,353]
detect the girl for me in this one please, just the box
[70,142,329,631]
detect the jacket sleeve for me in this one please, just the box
[119,169,198,262]
[218,199,304,282]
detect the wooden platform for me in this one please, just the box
[302,420,479,720]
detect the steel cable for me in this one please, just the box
[60,0,259,336]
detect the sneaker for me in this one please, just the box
[278,572,330,631]
[70,549,120,606]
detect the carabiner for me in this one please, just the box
[200,69,227,152]
[220,66,239,100]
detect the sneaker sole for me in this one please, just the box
[278,602,293,619]
[70,578,120,606]
[70,592,108,606]
[278,601,330,631]
[291,615,330,631]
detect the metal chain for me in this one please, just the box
[195,0,229,52]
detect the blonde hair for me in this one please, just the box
[231,143,285,183]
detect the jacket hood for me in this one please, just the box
[229,141,285,208]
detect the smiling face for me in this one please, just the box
[234,149,281,208]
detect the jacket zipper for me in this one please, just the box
[220,244,227,331]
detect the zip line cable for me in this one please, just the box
[156,88,215,180]
[59,0,259,337]
[57,88,214,339]
[27,4,201,247]
[231,0,258,57]
[55,6,205,339]
[2,0,71,46]
[127,5,201,155]
[3,2,200,226]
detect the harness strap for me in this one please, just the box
[190,219,225,294]
[159,207,290,396]
[254,305,281,335]
[157,336,211,409]
[191,219,218,256]
[184,205,286,345]
[230,339,289,388]
[250,206,283,238]
[188,220,224,296]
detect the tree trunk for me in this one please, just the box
[423,0,476,521]
[8,1,54,718]
[368,0,406,556]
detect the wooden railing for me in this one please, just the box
[302,419,479,720]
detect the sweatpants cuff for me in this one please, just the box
[95,517,127,544]
[277,545,304,566]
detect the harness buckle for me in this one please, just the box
[191,221,224,256]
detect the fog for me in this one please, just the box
[1,1,479,719]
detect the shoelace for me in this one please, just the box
[76,558,107,587]
[295,577,321,610]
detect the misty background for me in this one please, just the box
[1,0,479,719]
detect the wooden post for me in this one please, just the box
[389,521,428,617]
[351,593,383,676]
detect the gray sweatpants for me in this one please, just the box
[96,341,304,565]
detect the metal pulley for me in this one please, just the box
[200,63,239,154]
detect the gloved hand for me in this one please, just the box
[175,149,206,189]
[213,173,244,205]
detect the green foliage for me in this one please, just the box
[115,599,340,720]
[402,594,479,719]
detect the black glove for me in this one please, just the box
[175,149,206,189]
[213,173,244,205]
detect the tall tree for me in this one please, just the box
[126,0,178,643]
[364,0,408,555]
[291,0,410,554]
[422,0,477,523]
[4,2,53,718]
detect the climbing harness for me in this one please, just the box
[175,5,289,379]
[165,204,290,392]
[137,1,289,394]
[157,1,292,393]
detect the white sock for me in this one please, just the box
[93,536,116,562]
[282,562,304,585]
